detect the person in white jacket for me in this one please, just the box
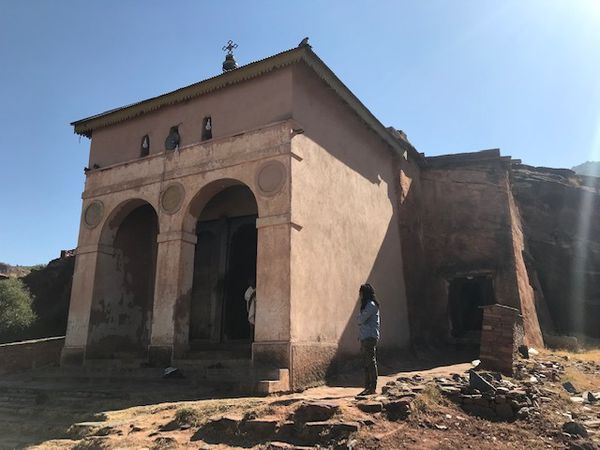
[244,278,256,337]
[357,283,381,396]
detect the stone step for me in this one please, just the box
[256,369,290,395]
[83,358,148,369]
[173,357,252,370]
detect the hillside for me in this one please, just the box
[572,161,600,177]
[0,262,40,278]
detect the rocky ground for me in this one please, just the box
[3,349,600,450]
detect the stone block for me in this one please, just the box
[292,401,339,423]
[204,415,242,435]
[383,399,411,420]
[356,401,383,413]
[563,421,588,438]
[496,402,514,420]
[239,418,278,439]
[302,420,360,441]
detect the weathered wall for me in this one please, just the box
[417,152,519,340]
[88,68,294,168]
[64,121,294,366]
[87,204,158,358]
[409,150,542,348]
[512,165,600,338]
[289,64,410,386]
[0,337,64,375]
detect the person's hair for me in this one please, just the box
[360,283,379,310]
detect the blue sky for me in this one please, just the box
[1,0,600,265]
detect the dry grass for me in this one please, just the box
[561,367,599,393]
[552,348,600,363]
[411,384,449,415]
[174,407,202,426]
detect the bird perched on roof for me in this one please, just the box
[298,37,311,48]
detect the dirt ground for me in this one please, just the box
[2,349,599,450]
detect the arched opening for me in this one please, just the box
[87,202,159,359]
[189,184,258,351]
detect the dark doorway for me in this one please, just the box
[448,276,495,342]
[88,203,158,358]
[189,185,258,348]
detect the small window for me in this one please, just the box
[141,134,150,157]
[165,126,180,151]
[202,116,212,141]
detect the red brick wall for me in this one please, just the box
[0,336,64,375]
[479,305,523,375]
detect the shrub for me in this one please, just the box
[0,278,36,341]
[174,407,202,426]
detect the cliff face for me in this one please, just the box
[398,150,543,348]
[21,255,74,339]
[511,165,600,338]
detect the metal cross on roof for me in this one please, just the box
[222,40,238,55]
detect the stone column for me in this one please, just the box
[479,304,524,375]
[252,214,292,368]
[61,244,114,366]
[148,231,196,367]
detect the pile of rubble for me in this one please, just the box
[570,359,600,377]
[436,370,547,421]
[191,354,600,448]
[354,374,427,421]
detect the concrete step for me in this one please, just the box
[256,369,290,395]
[173,357,252,369]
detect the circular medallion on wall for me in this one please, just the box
[84,201,104,228]
[160,183,185,214]
[256,160,286,196]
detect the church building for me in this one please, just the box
[62,42,544,391]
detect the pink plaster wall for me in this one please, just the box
[289,64,411,356]
[88,68,294,168]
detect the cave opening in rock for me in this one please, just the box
[448,275,496,343]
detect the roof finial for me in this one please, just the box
[222,40,238,72]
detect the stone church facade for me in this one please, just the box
[62,45,552,390]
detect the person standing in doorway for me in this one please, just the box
[357,283,380,396]
[244,277,256,339]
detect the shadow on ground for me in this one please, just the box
[0,370,254,450]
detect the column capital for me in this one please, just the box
[75,244,115,256]
[256,213,302,230]
[157,231,197,245]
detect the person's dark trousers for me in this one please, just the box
[361,337,378,390]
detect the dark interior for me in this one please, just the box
[189,185,258,346]
[448,275,495,341]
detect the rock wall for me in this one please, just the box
[511,165,600,338]
[22,254,75,339]
[399,150,543,348]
